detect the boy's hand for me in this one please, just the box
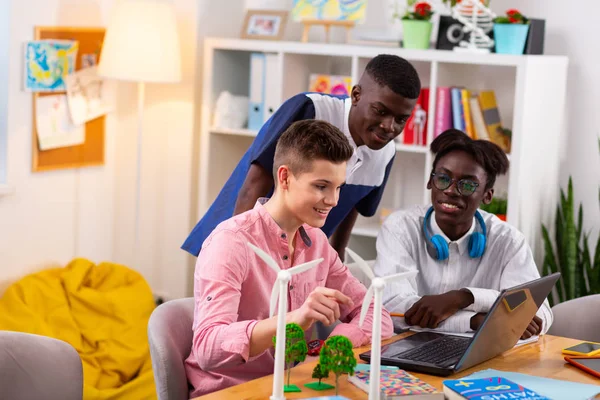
[470,313,486,330]
[405,290,474,329]
[471,314,542,340]
[521,315,543,339]
[287,287,354,331]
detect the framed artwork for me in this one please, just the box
[240,10,288,40]
[292,0,368,23]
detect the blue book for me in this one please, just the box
[462,368,600,400]
[450,87,465,131]
[443,377,551,400]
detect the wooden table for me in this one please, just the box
[193,334,600,399]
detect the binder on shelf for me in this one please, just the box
[263,53,279,123]
[248,52,266,131]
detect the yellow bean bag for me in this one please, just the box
[0,258,157,400]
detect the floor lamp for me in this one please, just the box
[98,0,182,273]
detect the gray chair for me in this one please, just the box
[548,294,600,342]
[148,297,195,400]
[0,331,83,400]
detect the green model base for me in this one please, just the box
[304,382,335,391]
[283,384,302,393]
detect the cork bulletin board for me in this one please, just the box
[32,26,106,172]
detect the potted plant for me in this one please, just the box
[542,139,600,305]
[480,196,507,221]
[493,9,530,54]
[400,1,434,49]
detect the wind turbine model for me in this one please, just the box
[247,242,324,400]
[346,247,419,400]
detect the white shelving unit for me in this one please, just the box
[197,37,568,262]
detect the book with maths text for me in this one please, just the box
[443,376,551,400]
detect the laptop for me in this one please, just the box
[359,273,561,376]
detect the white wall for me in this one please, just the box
[1,0,597,298]
[489,0,599,243]
[0,0,116,293]
[0,0,206,299]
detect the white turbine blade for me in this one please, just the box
[288,258,323,276]
[247,242,280,274]
[269,282,279,318]
[359,284,375,327]
[345,247,374,281]
[382,270,419,284]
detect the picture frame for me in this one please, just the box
[240,10,288,41]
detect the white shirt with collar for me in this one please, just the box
[374,204,553,334]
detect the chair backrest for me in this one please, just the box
[148,297,195,400]
[0,331,83,400]
[548,294,600,342]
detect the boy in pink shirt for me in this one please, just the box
[184,119,394,397]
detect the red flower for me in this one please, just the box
[415,2,432,17]
[506,8,523,23]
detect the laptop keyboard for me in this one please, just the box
[395,335,471,366]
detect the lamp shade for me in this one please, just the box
[98,0,182,83]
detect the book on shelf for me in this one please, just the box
[436,87,511,153]
[433,87,452,138]
[460,89,475,139]
[443,377,552,400]
[348,368,443,399]
[450,87,465,132]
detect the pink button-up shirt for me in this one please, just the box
[184,200,393,397]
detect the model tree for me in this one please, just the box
[319,335,357,395]
[304,363,335,391]
[272,323,307,392]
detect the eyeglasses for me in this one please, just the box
[430,172,480,196]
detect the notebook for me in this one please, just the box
[348,369,443,399]
[462,369,600,400]
[443,377,551,400]
[302,397,351,400]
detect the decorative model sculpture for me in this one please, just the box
[451,0,496,53]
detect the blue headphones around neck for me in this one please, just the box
[422,206,487,261]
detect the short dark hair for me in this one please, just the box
[430,129,509,189]
[364,54,421,99]
[273,120,354,178]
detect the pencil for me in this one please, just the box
[390,312,405,318]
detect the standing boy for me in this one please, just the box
[182,54,421,259]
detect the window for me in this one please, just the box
[0,1,9,188]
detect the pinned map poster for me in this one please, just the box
[292,0,368,23]
[25,40,79,92]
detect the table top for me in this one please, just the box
[193,333,600,399]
